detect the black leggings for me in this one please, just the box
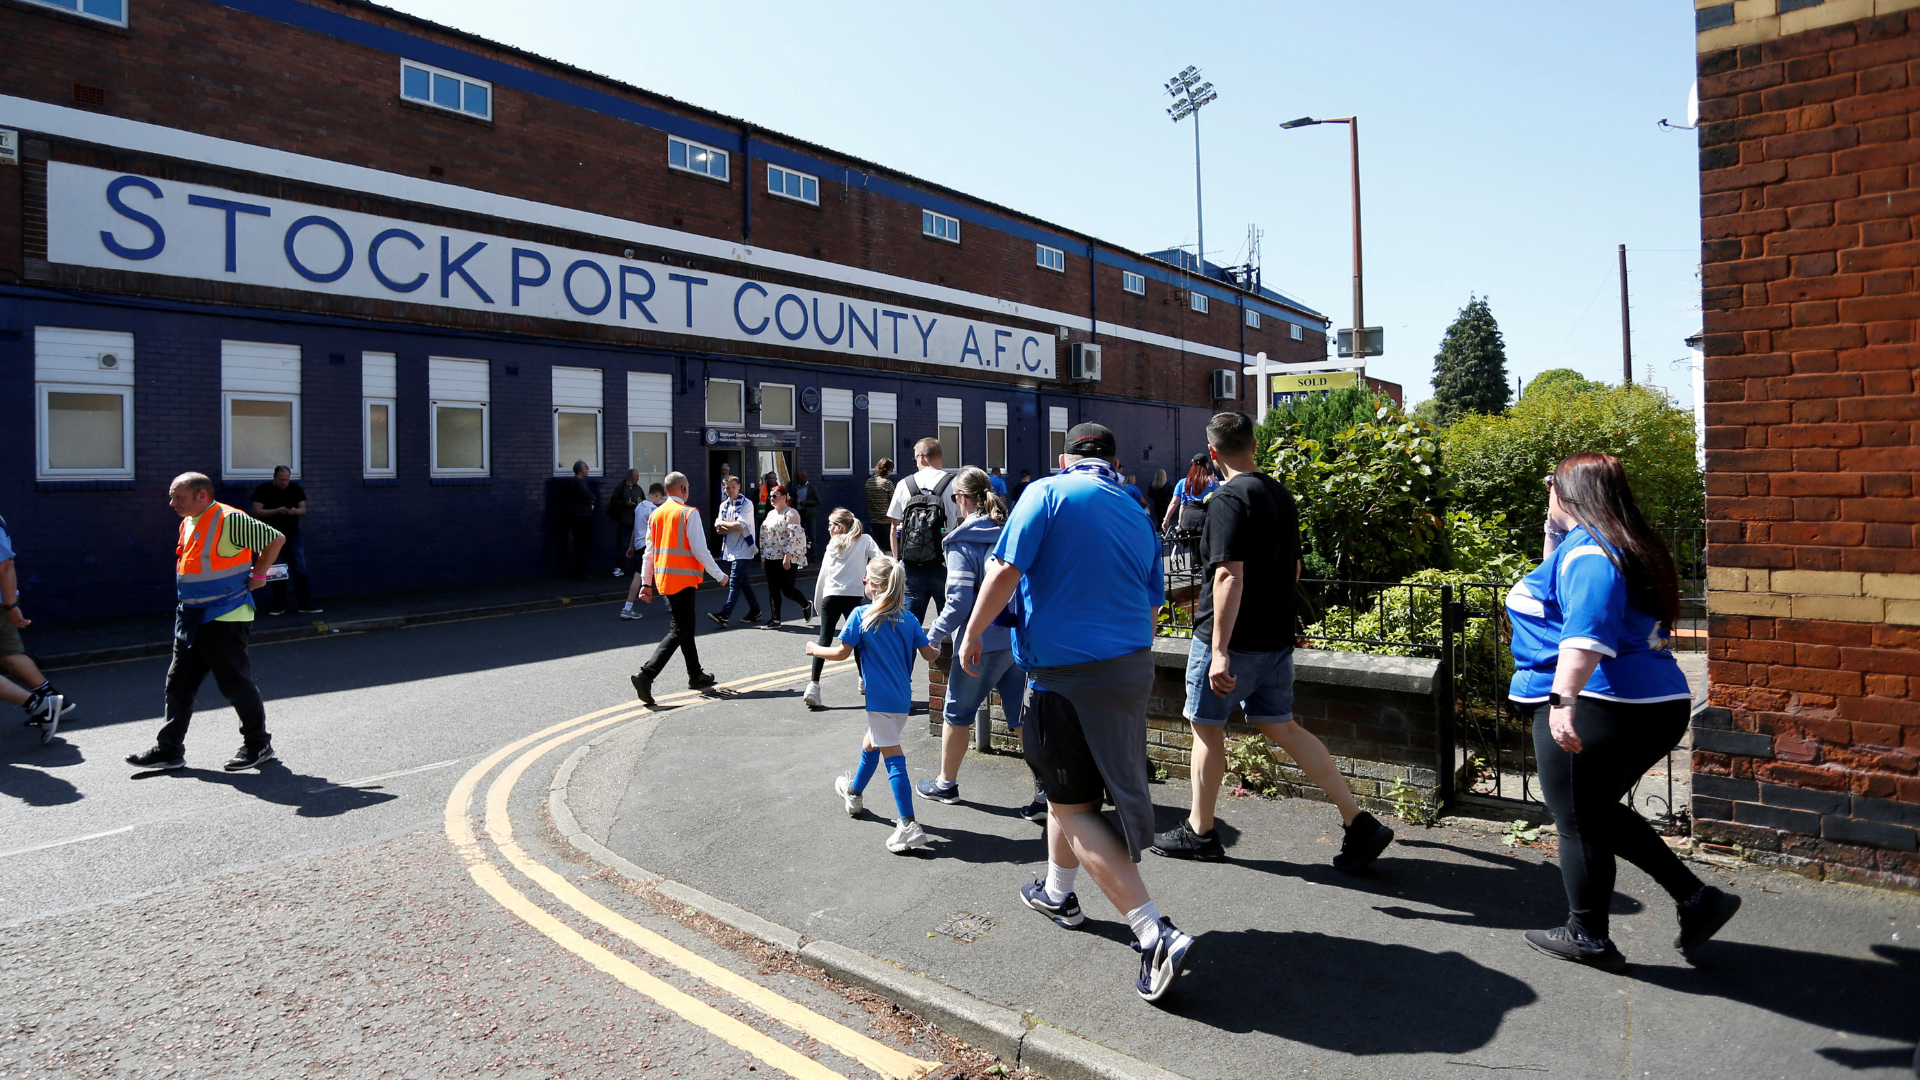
[764,561,811,621]
[1529,696,1702,941]
[813,594,862,682]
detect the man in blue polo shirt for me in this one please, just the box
[960,422,1195,1005]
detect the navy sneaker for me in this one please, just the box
[917,779,961,804]
[1525,926,1627,972]
[1019,879,1085,929]
[1017,798,1048,823]
[1134,918,1196,1003]
[1332,810,1394,873]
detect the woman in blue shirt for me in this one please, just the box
[1507,452,1739,971]
[1158,454,1219,537]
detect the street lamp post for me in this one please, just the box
[1166,66,1218,274]
[1280,115,1377,360]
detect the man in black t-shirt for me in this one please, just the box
[1149,412,1394,872]
[251,466,319,615]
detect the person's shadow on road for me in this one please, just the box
[1166,928,1537,1054]
[0,738,85,807]
[133,760,397,817]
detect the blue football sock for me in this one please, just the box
[885,755,914,821]
[850,748,881,794]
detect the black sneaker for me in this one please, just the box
[1674,886,1742,954]
[742,611,765,624]
[1018,798,1048,823]
[802,602,815,623]
[630,673,656,705]
[127,746,185,771]
[1019,880,1085,929]
[1525,925,1627,972]
[224,744,276,771]
[765,619,782,630]
[1332,810,1395,873]
[1151,819,1225,861]
[706,613,728,629]
[1134,918,1196,1003]
[917,779,961,804]
[687,671,718,691]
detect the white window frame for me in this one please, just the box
[363,351,397,479]
[429,356,491,478]
[822,388,855,477]
[222,392,301,482]
[34,327,135,481]
[1291,323,1305,341]
[766,164,819,205]
[705,377,745,427]
[400,59,492,121]
[937,396,963,467]
[1246,309,1261,328]
[984,401,1008,473]
[922,209,960,244]
[553,408,604,476]
[1047,406,1069,474]
[669,135,730,182]
[1191,292,1209,314]
[23,0,126,27]
[867,391,897,473]
[758,382,796,429]
[552,366,605,476]
[1036,244,1065,273]
[627,371,674,491]
[1121,270,1146,295]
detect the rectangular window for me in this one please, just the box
[767,164,819,205]
[822,388,854,475]
[23,0,125,27]
[1036,244,1065,273]
[400,59,492,121]
[984,401,1008,472]
[1048,406,1069,473]
[1191,292,1209,314]
[429,356,491,476]
[922,209,960,244]
[1246,309,1261,328]
[553,365,604,475]
[1291,323,1305,341]
[222,340,301,481]
[868,391,897,472]
[706,377,744,426]
[627,371,673,492]
[759,382,795,429]
[1121,270,1146,295]
[937,397,963,466]
[669,135,730,181]
[35,327,134,481]
[363,351,397,478]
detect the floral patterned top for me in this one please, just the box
[758,506,809,567]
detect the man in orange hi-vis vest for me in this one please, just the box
[127,472,286,773]
[630,471,729,704]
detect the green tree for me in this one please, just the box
[1431,296,1512,425]
[1270,403,1450,582]
[1445,382,1703,528]
[1522,367,1602,399]
[1253,385,1389,471]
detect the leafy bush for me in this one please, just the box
[1444,510,1533,584]
[1271,403,1450,583]
[1444,382,1702,528]
[1253,386,1390,472]
[1522,368,1603,399]
[1303,567,1515,708]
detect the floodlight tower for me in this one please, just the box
[1165,66,1219,275]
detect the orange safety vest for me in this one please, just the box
[648,500,706,595]
[176,502,256,618]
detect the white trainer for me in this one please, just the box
[803,682,823,711]
[886,819,930,854]
[834,774,863,817]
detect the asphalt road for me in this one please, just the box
[0,590,984,1080]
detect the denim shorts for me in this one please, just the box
[1183,637,1295,726]
[942,647,1026,729]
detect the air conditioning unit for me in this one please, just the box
[1210,368,1238,400]
[1070,342,1102,382]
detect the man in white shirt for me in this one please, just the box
[618,484,667,620]
[710,474,763,627]
[887,437,962,622]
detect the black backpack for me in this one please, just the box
[899,473,953,566]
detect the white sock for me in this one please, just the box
[1043,862,1078,905]
[1126,901,1162,949]
[621,602,633,612]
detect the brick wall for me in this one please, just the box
[1696,7,1920,890]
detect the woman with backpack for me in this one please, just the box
[918,468,1045,821]
[803,508,881,711]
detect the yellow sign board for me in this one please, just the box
[1270,371,1360,399]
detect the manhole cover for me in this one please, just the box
[932,912,996,944]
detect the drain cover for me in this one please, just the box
[933,912,996,944]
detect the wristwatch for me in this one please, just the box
[1548,692,1568,708]
[0,601,16,612]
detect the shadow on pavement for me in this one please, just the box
[1815,1046,1914,1070]
[0,736,85,806]
[923,823,1048,865]
[1636,941,1920,1044]
[132,760,398,818]
[1168,928,1536,1054]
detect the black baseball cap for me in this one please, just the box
[1065,422,1117,458]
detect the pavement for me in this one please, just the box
[577,645,1920,1080]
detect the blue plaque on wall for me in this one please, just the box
[800,387,820,414]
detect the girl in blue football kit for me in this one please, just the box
[805,554,941,854]
[1508,453,1740,971]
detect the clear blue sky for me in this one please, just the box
[380,0,1704,407]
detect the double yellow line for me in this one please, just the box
[444,663,939,1080]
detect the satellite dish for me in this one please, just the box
[1686,80,1700,127]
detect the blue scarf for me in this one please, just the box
[1062,459,1122,485]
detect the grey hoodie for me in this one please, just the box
[927,514,1013,652]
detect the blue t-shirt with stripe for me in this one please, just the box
[839,603,930,715]
[1506,525,1690,704]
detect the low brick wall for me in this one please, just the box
[929,637,1445,817]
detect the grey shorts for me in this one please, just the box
[0,617,21,659]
